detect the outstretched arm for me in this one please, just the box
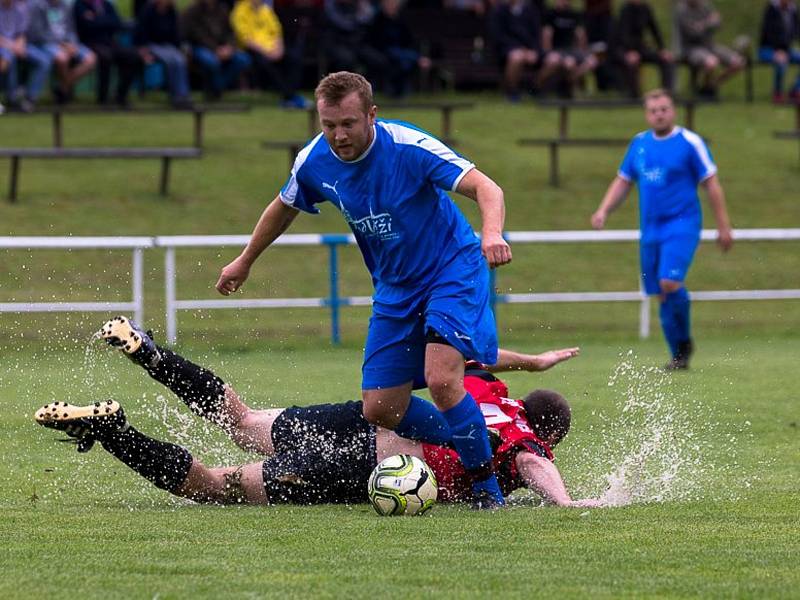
[591,176,632,229]
[456,168,512,268]
[486,347,580,373]
[216,196,299,295]
[515,451,602,507]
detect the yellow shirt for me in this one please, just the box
[230,0,283,52]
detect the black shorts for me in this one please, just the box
[263,401,377,504]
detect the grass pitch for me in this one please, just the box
[1,332,797,598]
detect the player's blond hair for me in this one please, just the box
[315,72,374,113]
[643,88,674,107]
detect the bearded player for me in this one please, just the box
[34,317,601,508]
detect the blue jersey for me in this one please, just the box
[618,127,716,241]
[280,120,480,308]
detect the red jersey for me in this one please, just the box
[422,365,554,502]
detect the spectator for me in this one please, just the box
[134,0,193,108]
[543,0,598,97]
[614,0,674,98]
[759,0,800,103]
[678,0,745,99]
[365,0,432,98]
[489,0,545,102]
[182,0,251,100]
[321,0,388,82]
[0,0,51,112]
[584,0,615,90]
[230,0,309,108]
[27,0,97,104]
[74,0,143,107]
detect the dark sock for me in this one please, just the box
[100,425,193,493]
[144,347,227,421]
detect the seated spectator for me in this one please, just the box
[230,0,308,108]
[27,0,97,104]
[0,0,51,112]
[543,0,598,97]
[182,0,251,100]
[322,0,388,82]
[679,0,745,99]
[584,0,614,90]
[759,0,800,103]
[134,0,193,108]
[614,0,674,98]
[489,0,544,102]
[365,0,432,98]
[74,0,143,107]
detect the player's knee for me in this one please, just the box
[362,400,390,426]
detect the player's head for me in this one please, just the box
[521,389,571,447]
[315,71,378,162]
[643,89,676,135]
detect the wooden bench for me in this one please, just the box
[535,98,704,137]
[516,137,630,186]
[7,104,250,149]
[301,101,474,142]
[773,130,800,164]
[0,147,202,202]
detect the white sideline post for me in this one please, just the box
[639,283,650,339]
[132,248,144,325]
[165,246,177,345]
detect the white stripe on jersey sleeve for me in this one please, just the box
[680,128,718,181]
[279,133,325,207]
[378,121,475,191]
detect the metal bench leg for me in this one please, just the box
[193,112,203,148]
[549,142,559,187]
[559,106,568,137]
[8,156,19,203]
[442,107,452,140]
[160,157,171,196]
[53,112,63,148]
[685,103,695,131]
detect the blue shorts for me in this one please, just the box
[362,254,498,390]
[640,232,700,295]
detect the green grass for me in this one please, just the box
[1,334,797,598]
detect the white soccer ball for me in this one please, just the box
[367,454,438,516]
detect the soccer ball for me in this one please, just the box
[367,454,438,516]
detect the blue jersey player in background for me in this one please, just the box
[216,72,513,507]
[591,88,733,370]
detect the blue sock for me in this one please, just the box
[395,395,451,445]
[443,393,504,505]
[659,298,680,358]
[667,287,691,344]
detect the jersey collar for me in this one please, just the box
[329,125,378,164]
[652,126,681,140]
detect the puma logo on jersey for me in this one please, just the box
[322,180,339,197]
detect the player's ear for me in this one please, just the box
[368,105,377,123]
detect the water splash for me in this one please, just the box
[569,351,755,507]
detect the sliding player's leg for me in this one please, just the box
[33,399,268,504]
[98,316,280,454]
